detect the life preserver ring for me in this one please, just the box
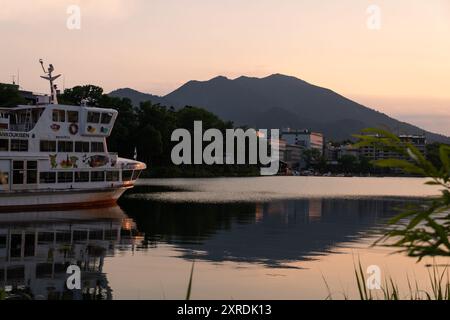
[69,123,79,135]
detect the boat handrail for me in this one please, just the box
[9,123,34,132]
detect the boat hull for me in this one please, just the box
[0,187,131,212]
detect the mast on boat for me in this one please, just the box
[39,59,61,105]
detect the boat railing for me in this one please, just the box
[0,117,9,131]
[109,152,119,161]
[9,123,34,132]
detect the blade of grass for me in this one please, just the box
[185,261,195,301]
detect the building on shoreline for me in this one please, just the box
[281,129,324,154]
[1,83,52,106]
[359,134,427,161]
[324,134,428,171]
[325,143,360,164]
[277,129,324,171]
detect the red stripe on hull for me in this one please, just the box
[0,199,119,213]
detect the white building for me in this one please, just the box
[281,129,324,154]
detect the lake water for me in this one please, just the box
[0,177,447,300]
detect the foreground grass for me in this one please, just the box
[186,261,195,300]
[324,261,450,300]
[0,289,6,300]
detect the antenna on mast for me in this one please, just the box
[39,59,61,104]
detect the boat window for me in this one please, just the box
[87,112,100,124]
[58,172,73,183]
[90,230,104,240]
[0,172,8,185]
[91,142,104,153]
[132,170,142,180]
[67,111,79,123]
[122,170,133,182]
[40,172,56,184]
[33,109,44,124]
[56,232,71,243]
[24,233,35,257]
[40,140,57,152]
[13,161,24,170]
[38,232,55,244]
[0,235,6,250]
[73,230,88,241]
[36,263,53,279]
[12,161,24,185]
[101,113,113,124]
[9,241,24,260]
[26,161,37,184]
[91,171,105,182]
[75,171,89,183]
[0,139,8,151]
[52,109,66,122]
[58,141,74,153]
[75,141,90,153]
[11,139,28,152]
[106,171,120,182]
[104,230,118,241]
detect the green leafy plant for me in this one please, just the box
[354,128,450,259]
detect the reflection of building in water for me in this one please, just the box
[0,206,142,300]
[260,199,323,224]
[307,199,322,222]
[159,198,407,268]
[254,204,264,223]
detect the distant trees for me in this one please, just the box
[338,155,359,173]
[0,84,26,107]
[58,85,104,106]
[301,149,322,169]
[134,101,177,165]
[58,85,236,175]
[60,85,138,158]
[358,155,373,174]
[301,148,375,174]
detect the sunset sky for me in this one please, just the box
[1,0,449,135]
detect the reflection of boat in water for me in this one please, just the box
[0,60,146,211]
[0,206,143,300]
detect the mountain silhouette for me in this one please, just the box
[109,88,169,107]
[109,74,450,143]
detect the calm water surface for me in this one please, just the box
[0,177,447,300]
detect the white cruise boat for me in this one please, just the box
[0,61,146,211]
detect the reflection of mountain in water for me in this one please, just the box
[123,198,419,268]
[0,206,142,300]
